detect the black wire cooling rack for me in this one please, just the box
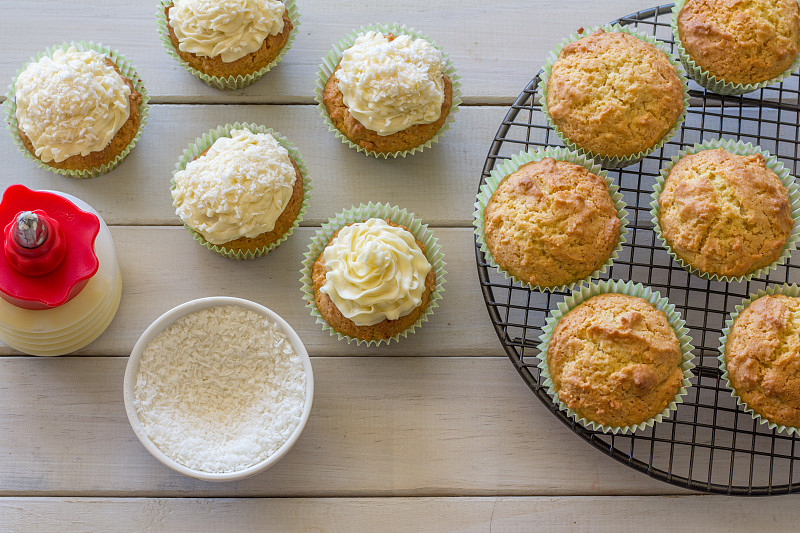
[476,4,800,495]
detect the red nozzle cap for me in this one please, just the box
[0,185,100,310]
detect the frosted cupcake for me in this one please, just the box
[9,44,147,178]
[160,0,297,89]
[318,25,460,157]
[171,125,308,259]
[301,203,446,345]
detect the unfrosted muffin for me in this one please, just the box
[311,218,435,341]
[545,29,684,160]
[658,148,793,278]
[547,293,684,428]
[13,46,144,174]
[483,158,620,288]
[171,128,304,257]
[724,294,800,428]
[164,0,293,78]
[676,0,800,86]
[322,31,453,154]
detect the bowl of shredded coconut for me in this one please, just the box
[123,297,313,481]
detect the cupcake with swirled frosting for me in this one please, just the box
[311,218,436,341]
[320,27,457,155]
[161,0,296,87]
[171,125,309,259]
[10,44,146,177]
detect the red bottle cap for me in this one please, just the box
[0,185,100,310]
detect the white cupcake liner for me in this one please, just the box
[5,41,149,179]
[300,202,446,346]
[473,146,628,292]
[719,284,800,436]
[672,0,800,96]
[156,0,299,90]
[651,138,800,282]
[171,122,311,260]
[538,24,689,169]
[314,23,462,158]
[538,279,695,434]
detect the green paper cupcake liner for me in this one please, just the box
[473,146,629,292]
[718,284,800,436]
[156,0,299,90]
[171,122,311,260]
[671,0,800,96]
[5,41,150,179]
[300,202,447,346]
[538,24,689,169]
[314,23,462,159]
[650,138,800,282]
[537,279,695,434]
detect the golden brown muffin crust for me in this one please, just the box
[725,294,800,428]
[17,58,143,172]
[547,293,684,428]
[677,0,800,84]
[322,34,453,154]
[545,30,684,158]
[658,148,793,277]
[164,2,293,78]
[483,158,620,287]
[311,221,436,341]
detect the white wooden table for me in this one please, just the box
[1,1,798,530]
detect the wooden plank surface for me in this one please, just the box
[0,0,659,105]
[0,105,507,227]
[3,496,798,532]
[0,356,679,496]
[0,227,498,357]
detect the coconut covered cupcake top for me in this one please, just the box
[168,0,286,62]
[545,30,684,158]
[171,129,296,245]
[677,0,800,84]
[335,31,446,135]
[14,47,132,163]
[320,218,432,326]
[725,294,800,428]
[658,148,793,278]
[547,293,684,428]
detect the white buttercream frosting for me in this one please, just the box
[14,47,132,163]
[168,0,286,62]
[320,218,432,326]
[335,31,446,135]
[171,129,297,245]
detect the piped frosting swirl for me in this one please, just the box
[171,129,296,245]
[168,0,286,62]
[335,31,446,135]
[14,47,132,163]
[320,218,432,326]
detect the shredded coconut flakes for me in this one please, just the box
[133,305,306,473]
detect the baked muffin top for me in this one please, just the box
[658,148,793,278]
[545,30,684,158]
[547,293,684,428]
[677,0,800,85]
[725,294,800,428]
[483,158,620,288]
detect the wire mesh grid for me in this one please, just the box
[475,4,800,495]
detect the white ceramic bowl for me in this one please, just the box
[123,296,314,481]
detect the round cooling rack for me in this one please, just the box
[476,3,800,495]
